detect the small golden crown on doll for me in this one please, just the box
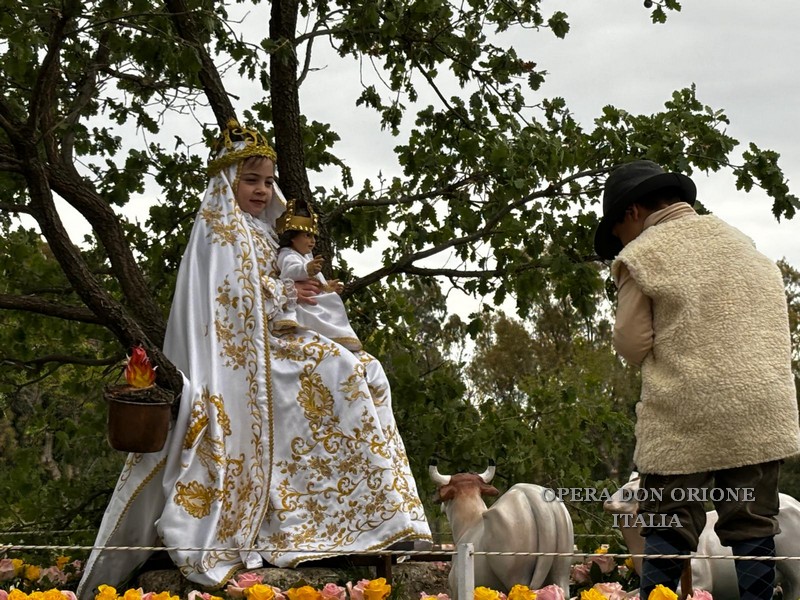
[276,199,319,235]
[207,119,277,176]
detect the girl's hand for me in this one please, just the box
[295,279,321,305]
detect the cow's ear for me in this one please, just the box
[481,484,500,497]
[437,486,455,503]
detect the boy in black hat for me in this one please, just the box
[596,160,800,600]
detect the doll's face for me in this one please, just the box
[235,157,274,217]
[291,231,316,255]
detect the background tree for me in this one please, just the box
[1,0,798,552]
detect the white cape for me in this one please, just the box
[78,156,431,598]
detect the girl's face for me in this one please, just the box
[235,157,274,217]
[292,231,316,255]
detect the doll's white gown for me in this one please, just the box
[274,248,361,352]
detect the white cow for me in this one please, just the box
[429,462,573,599]
[603,472,800,599]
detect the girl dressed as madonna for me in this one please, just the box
[77,122,431,598]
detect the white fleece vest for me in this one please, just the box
[613,214,800,475]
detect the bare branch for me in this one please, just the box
[0,203,33,215]
[0,293,103,324]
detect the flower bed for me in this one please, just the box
[0,554,715,600]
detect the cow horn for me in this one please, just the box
[428,462,451,486]
[478,461,496,483]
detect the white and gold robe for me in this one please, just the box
[77,151,431,598]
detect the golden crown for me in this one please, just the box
[276,199,319,235]
[207,119,277,176]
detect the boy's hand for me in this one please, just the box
[306,256,324,277]
[327,279,345,294]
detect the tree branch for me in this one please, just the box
[1,353,123,369]
[0,203,32,215]
[60,30,111,164]
[347,167,609,294]
[28,1,77,132]
[14,137,182,395]
[164,0,236,128]
[0,293,103,324]
[325,173,484,221]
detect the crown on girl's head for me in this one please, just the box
[276,199,319,235]
[207,119,277,176]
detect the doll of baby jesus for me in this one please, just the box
[274,200,362,352]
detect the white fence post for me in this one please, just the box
[456,542,475,600]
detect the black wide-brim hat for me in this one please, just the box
[593,159,697,260]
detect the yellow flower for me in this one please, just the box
[56,556,71,570]
[579,589,607,600]
[474,587,501,600]
[43,590,65,600]
[624,557,635,571]
[23,565,41,581]
[96,585,119,600]
[122,589,143,600]
[9,590,29,600]
[245,585,277,600]
[594,545,608,554]
[363,578,391,600]
[508,584,536,600]
[286,586,322,600]
[647,585,678,600]
[11,559,24,576]
[150,593,179,600]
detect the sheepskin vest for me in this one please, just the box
[613,214,800,475]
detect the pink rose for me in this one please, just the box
[237,572,265,588]
[0,559,15,582]
[419,594,450,600]
[686,591,713,600]
[590,554,617,575]
[592,582,626,600]
[60,594,79,600]
[321,584,346,600]
[142,593,155,600]
[0,589,8,600]
[347,579,371,600]
[39,566,69,585]
[532,585,565,600]
[571,563,592,585]
[226,572,266,598]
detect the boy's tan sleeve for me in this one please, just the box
[612,262,654,366]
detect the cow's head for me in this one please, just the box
[603,471,640,515]
[429,461,500,503]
